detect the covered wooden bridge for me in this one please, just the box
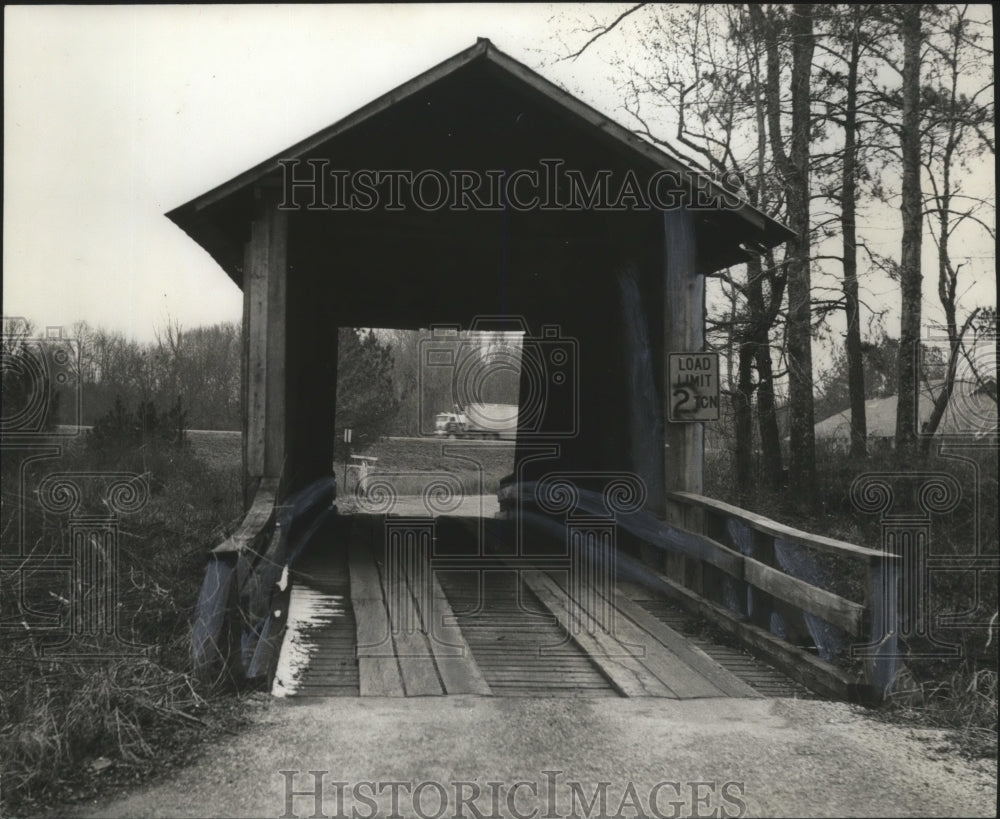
[172,40,899,703]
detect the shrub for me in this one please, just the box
[89,395,188,452]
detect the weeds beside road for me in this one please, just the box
[0,432,246,815]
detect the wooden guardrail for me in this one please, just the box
[657,491,900,702]
[191,475,336,689]
[500,481,900,703]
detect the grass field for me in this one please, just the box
[185,431,517,495]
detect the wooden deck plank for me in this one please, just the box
[349,517,405,697]
[436,563,616,698]
[612,583,761,698]
[521,570,676,698]
[377,516,443,696]
[418,572,491,695]
[543,572,733,699]
[348,516,386,600]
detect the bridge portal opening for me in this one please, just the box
[331,325,520,509]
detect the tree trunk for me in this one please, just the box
[746,253,785,490]
[755,341,784,489]
[842,15,867,459]
[734,341,755,503]
[753,3,817,501]
[895,4,923,453]
[785,5,817,500]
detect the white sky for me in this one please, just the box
[3,4,995,356]
[3,4,616,341]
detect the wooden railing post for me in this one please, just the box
[859,553,900,702]
[191,553,243,689]
[663,497,687,584]
[701,510,730,607]
[748,529,776,631]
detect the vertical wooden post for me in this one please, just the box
[242,184,288,508]
[748,529,777,630]
[863,554,900,702]
[241,238,252,508]
[264,193,287,483]
[663,208,704,591]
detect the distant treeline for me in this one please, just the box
[2,319,522,443]
[71,320,243,430]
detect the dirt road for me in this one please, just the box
[62,696,996,818]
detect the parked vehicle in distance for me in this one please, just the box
[433,403,517,440]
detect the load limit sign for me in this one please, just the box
[668,352,720,422]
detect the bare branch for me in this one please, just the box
[559,4,647,61]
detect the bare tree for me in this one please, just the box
[919,4,995,447]
[750,3,818,499]
[895,3,925,453]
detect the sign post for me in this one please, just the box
[667,353,720,423]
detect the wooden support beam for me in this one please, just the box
[242,184,288,507]
[264,192,288,483]
[662,207,704,499]
[663,209,704,594]
[617,261,665,517]
[243,213,268,498]
[241,235,253,508]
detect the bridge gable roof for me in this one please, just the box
[167,37,793,287]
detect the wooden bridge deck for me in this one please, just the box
[273,514,809,700]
